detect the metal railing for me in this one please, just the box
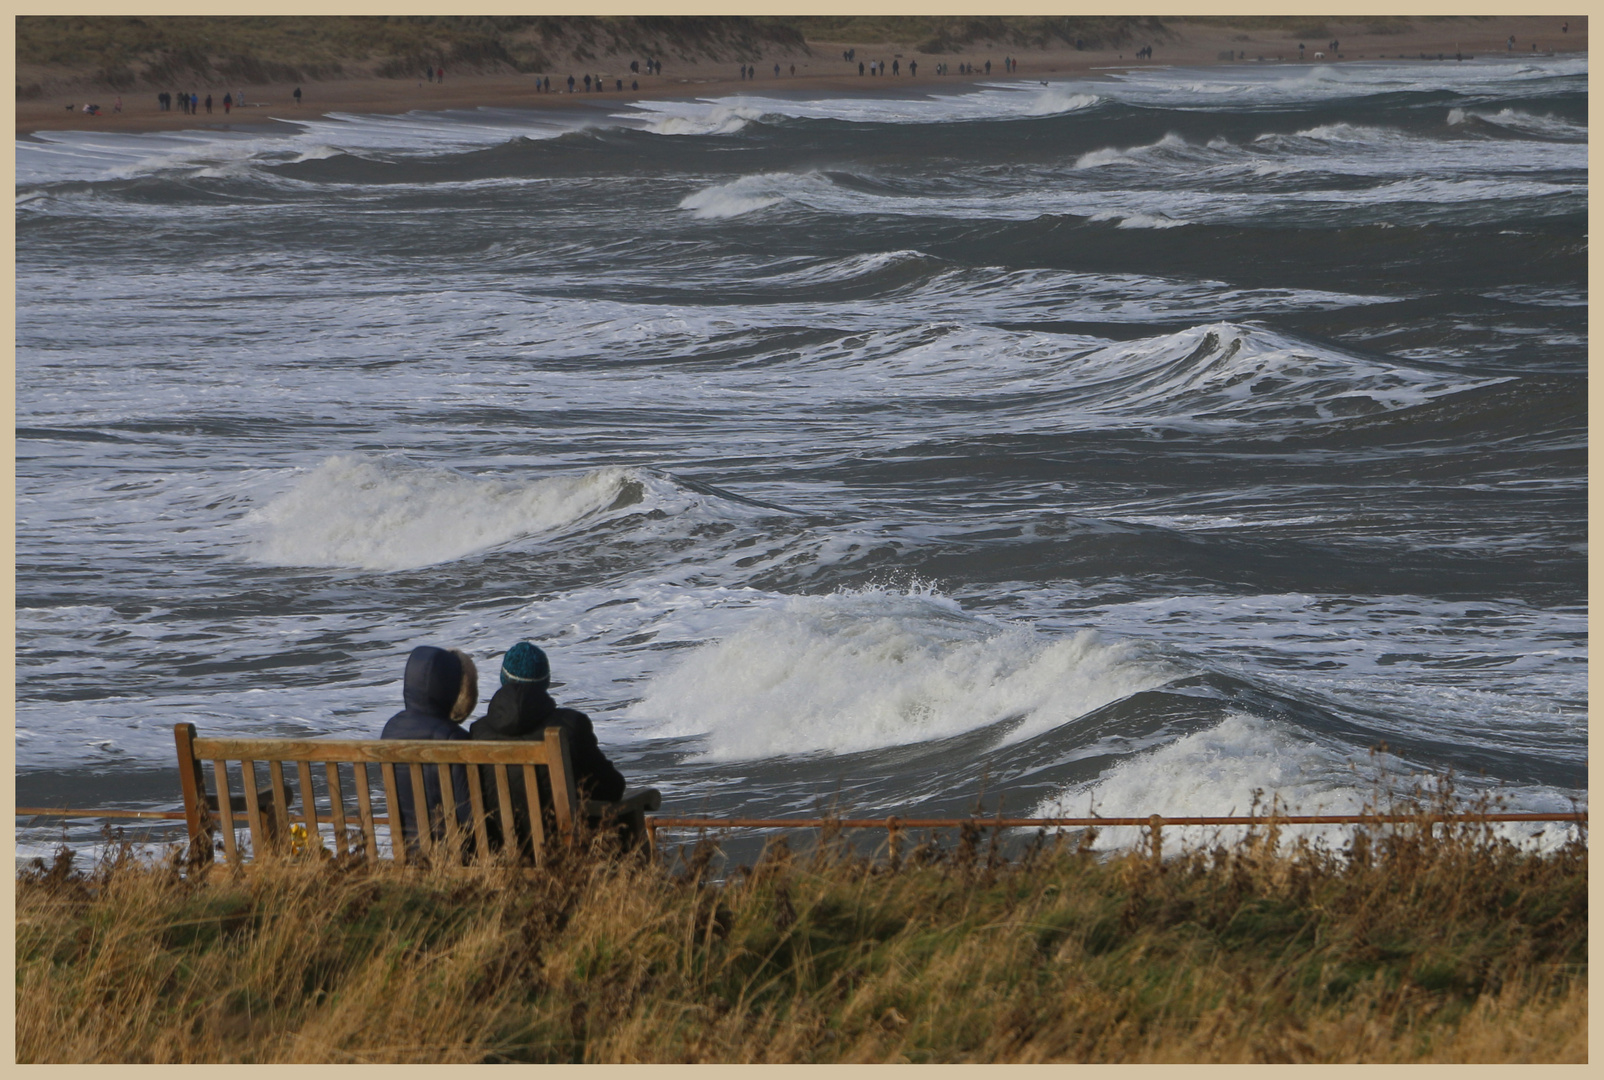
[22,806,1587,851]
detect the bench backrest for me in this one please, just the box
[173,722,578,866]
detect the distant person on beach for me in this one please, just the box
[380,645,478,844]
[222,92,232,114]
[204,94,212,114]
[294,86,301,105]
[191,93,198,113]
[774,62,781,77]
[567,75,575,92]
[470,642,625,855]
[426,67,434,83]
[859,61,865,75]
[437,66,445,82]
[113,96,121,113]
[584,74,592,91]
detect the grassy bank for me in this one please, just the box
[16,806,1585,1063]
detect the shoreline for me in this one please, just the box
[17,16,1586,139]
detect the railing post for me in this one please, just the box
[173,723,214,866]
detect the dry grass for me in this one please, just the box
[16,795,1586,1064]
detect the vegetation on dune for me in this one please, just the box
[774,16,1168,54]
[16,15,1169,95]
[16,787,1586,1064]
[16,15,810,95]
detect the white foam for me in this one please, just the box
[1061,321,1508,425]
[627,588,1179,759]
[1031,712,1583,854]
[626,85,1100,132]
[242,454,642,571]
[635,102,766,136]
[1032,713,1368,849]
[677,170,852,219]
[1447,106,1588,140]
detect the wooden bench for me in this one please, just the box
[174,722,660,866]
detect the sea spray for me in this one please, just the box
[629,588,1180,759]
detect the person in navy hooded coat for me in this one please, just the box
[380,645,478,845]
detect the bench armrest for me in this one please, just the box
[584,788,662,818]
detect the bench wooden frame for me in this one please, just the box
[174,721,613,866]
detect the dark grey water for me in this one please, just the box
[16,58,1587,859]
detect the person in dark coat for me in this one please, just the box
[470,641,624,855]
[380,645,478,845]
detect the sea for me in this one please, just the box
[15,57,1588,863]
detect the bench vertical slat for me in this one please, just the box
[381,762,407,867]
[211,759,238,863]
[409,763,433,856]
[325,762,349,856]
[353,763,379,859]
[465,764,490,862]
[268,761,291,841]
[545,727,577,838]
[438,763,462,863]
[296,760,322,853]
[173,723,212,861]
[493,764,516,861]
[241,760,268,856]
[522,763,544,864]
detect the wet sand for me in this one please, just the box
[17,16,1585,138]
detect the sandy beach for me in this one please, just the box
[17,16,1585,138]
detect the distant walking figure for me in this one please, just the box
[859,61,865,75]
[222,92,232,114]
[205,94,212,114]
[774,62,780,77]
[114,95,122,113]
[191,93,198,113]
[567,75,575,92]
[985,60,991,73]
[584,74,591,90]
[437,66,444,82]
[293,86,301,105]
[893,59,899,75]
[909,60,916,76]
[427,67,433,83]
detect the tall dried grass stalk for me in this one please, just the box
[16,789,1586,1064]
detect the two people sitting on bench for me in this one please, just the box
[380,640,627,852]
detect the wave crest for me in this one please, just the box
[628,589,1178,759]
[244,454,643,571]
